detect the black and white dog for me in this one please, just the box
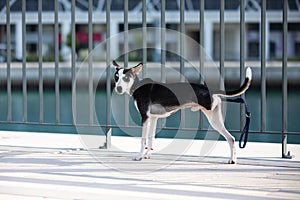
[113,61,252,164]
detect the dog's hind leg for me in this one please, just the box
[144,117,158,159]
[203,104,237,164]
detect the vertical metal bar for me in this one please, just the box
[124,0,128,66]
[6,0,11,122]
[38,0,43,123]
[260,0,266,132]
[282,0,291,158]
[161,0,166,128]
[106,0,111,148]
[219,0,225,90]
[240,0,245,130]
[88,0,93,125]
[22,0,27,122]
[142,0,147,78]
[161,0,166,83]
[180,0,185,80]
[71,0,76,124]
[199,0,204,82]
[54,0,60,124]
[180,0,185,128]
[199,0,204,129]
[124,0,129,126]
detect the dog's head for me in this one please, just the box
[113,61,142,95]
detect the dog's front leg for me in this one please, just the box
[144,117,158,159]
[133,118,150,161]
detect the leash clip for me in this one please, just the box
[246,112,251,118]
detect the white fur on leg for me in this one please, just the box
[143,139,153,159]
[203,104,237,164]
[143,117,158,159]
[133,117,158,161]
[133,119,150,161]
[211,95,221,111]
[133,138,147,161]
[143,147,152,159]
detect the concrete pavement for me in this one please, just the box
[1,131,300,200]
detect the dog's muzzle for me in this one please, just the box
[116,86,123,94]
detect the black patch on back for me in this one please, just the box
[133,82,212,112]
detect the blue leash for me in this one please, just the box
[221,97,251,148]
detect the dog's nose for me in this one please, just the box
[116,86,122,93]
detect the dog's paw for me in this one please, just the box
[133,156,143,161]
[133,154,143,161]
[143,151,152,159]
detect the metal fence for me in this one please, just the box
[0,0,299,158]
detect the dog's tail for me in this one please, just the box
[215,67,252,97]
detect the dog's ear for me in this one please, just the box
[112,60,121,69]
[132,63,143,75]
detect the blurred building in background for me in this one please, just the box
[0,0,299,62]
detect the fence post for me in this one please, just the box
[219,0,224,90]
[88,0,93,125]
[282,0,292,159]
[38,0,43,123]
[105,0,112,149]
[199,0,204,129]
[6,0,12,122]
[260,0,266,132]
[71,0,76,125]
[179,0,185,128]
[22,0,27,123]
[142,0,147,78]
[124,0,129,127]
[54,0,60,124]
[240,0,245,131]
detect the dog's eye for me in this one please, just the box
[114,73,119,82]
[122,75,130,82]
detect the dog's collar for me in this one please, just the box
[129,77,153,96]
[129,77,140,96]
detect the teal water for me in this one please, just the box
[0,87,299,144]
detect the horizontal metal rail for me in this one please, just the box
[0,120,299,137]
